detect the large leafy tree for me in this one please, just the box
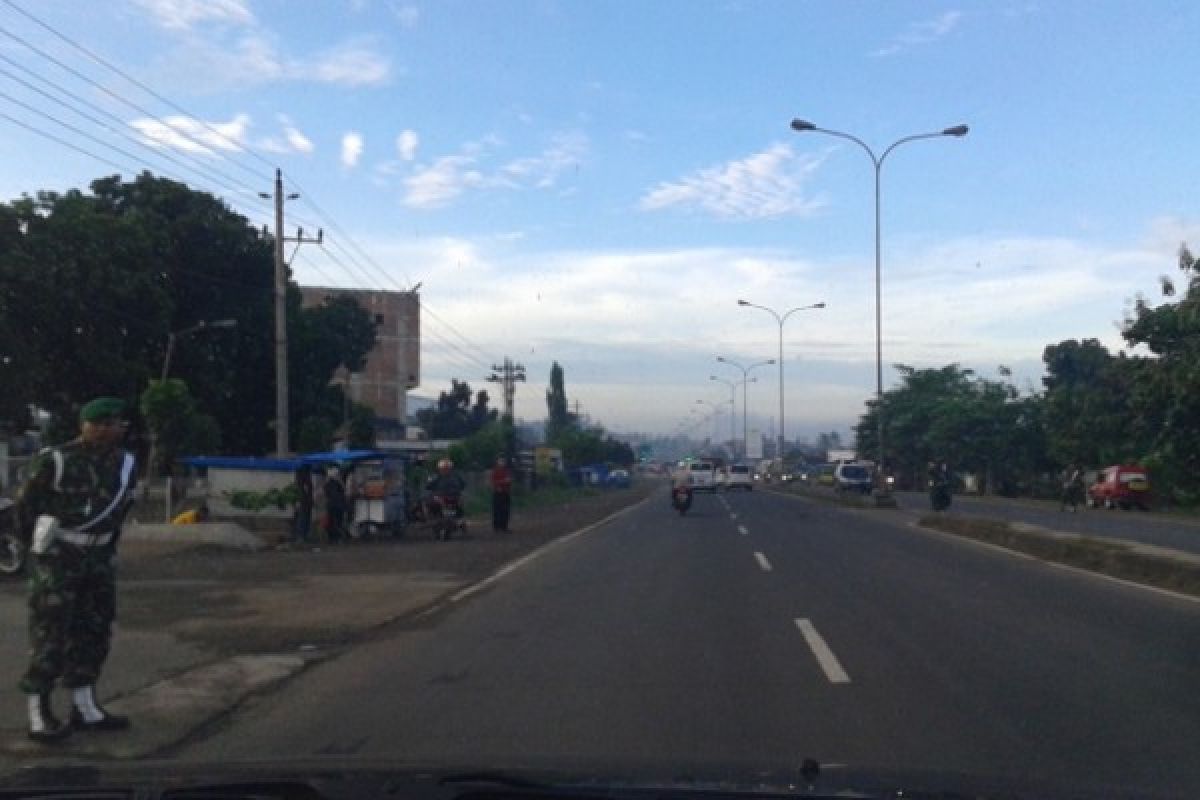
[1040,339,1145,469]
[1120,243,1200,502]
[0,172,378,456]
[856,364,1049,492]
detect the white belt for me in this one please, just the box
[57,530,114,547]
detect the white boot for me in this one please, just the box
[27,693,71,742]
[69,685,130,731]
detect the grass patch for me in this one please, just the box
[920,513,1200,597]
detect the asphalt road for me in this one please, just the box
[893,490,1200,555]
[179,488,1200,796]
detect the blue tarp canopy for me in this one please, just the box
[182,449,401,472]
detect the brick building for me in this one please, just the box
[299,287,420,434]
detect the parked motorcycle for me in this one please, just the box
[426,493,466,541]
[0,498,26,577]
[671,485,693,516]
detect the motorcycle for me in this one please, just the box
[671,485,693,516]
[929,479,952,511]
[0,498,26,577]
[426,493,466,541]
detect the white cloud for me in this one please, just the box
[130,113,249,154]
[873,10,964,57]
[256,114,314,154]
[146,28,390,89]
[307,38,391,86]
[133,0,254,30]
[639,143,825,220]
[390,2,420,28]
[342,132,365,167]
[396,130,419,161]
[404,154,485,208]
[312,217,1196,433]
[402,133,587,208]
[497,132,586,189]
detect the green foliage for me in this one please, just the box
[856,364,1048,492]
[347,403,377,449]
[452,418,517,471]
[296,415,335,454]
[140,378,222,475]
[225,485,299,511]
[544,361,574,443]
[415,380,497,439]
[0,173,378,456]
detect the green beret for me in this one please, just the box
[80,397,126,422]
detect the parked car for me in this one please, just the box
[725,464,753,491]
[687,460,717,492]
[833,462,873,494]
[1088,465,1152,510]
[606,469,631,489]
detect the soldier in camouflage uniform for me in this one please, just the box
[16,397,137,743]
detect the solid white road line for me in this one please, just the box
[754,551,773,572]
[795,618,851,684]
[738,524,749,536]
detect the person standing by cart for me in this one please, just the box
[489,455,513,533]
[324,469,348,543]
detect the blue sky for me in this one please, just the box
[1,1,1197,441]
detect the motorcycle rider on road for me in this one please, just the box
[425,458,466,518]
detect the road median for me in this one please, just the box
[918,513,1200,598]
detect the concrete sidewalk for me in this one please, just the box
[0,484,655,762]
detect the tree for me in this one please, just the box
[287,290,378,445]
[1040,339,1143,469]
[1120,242,1200,502]
[296,415,335,454]
[449,418,517,472]
[544,362,574,443]
[856,364,1048,492]
[0,172,379,456]
[416,380,496,439]
[347,403,377,449]
[140,379,221,475]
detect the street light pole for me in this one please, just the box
[737,301,825,465]
[717,356,775,460]
[790,119,967,493]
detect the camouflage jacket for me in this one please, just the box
[15,439,137,544]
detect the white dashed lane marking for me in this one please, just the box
[795,618,851,684]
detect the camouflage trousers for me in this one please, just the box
[18,544,117,694]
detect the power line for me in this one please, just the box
[0,52,264,201]
[0,110,131,174]
[0,0,269,183]
[2,0,501,377]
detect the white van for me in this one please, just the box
[687,460,717,492]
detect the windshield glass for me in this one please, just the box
[1,2,1198,798]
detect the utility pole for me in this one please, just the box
[487,358,527,420]
[261,168,321,457]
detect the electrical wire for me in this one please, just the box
[1,0,501,379]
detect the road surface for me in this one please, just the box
[178,488,1200,796]
[893,490,1200,555]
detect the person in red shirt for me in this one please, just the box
[489,455,514,533]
